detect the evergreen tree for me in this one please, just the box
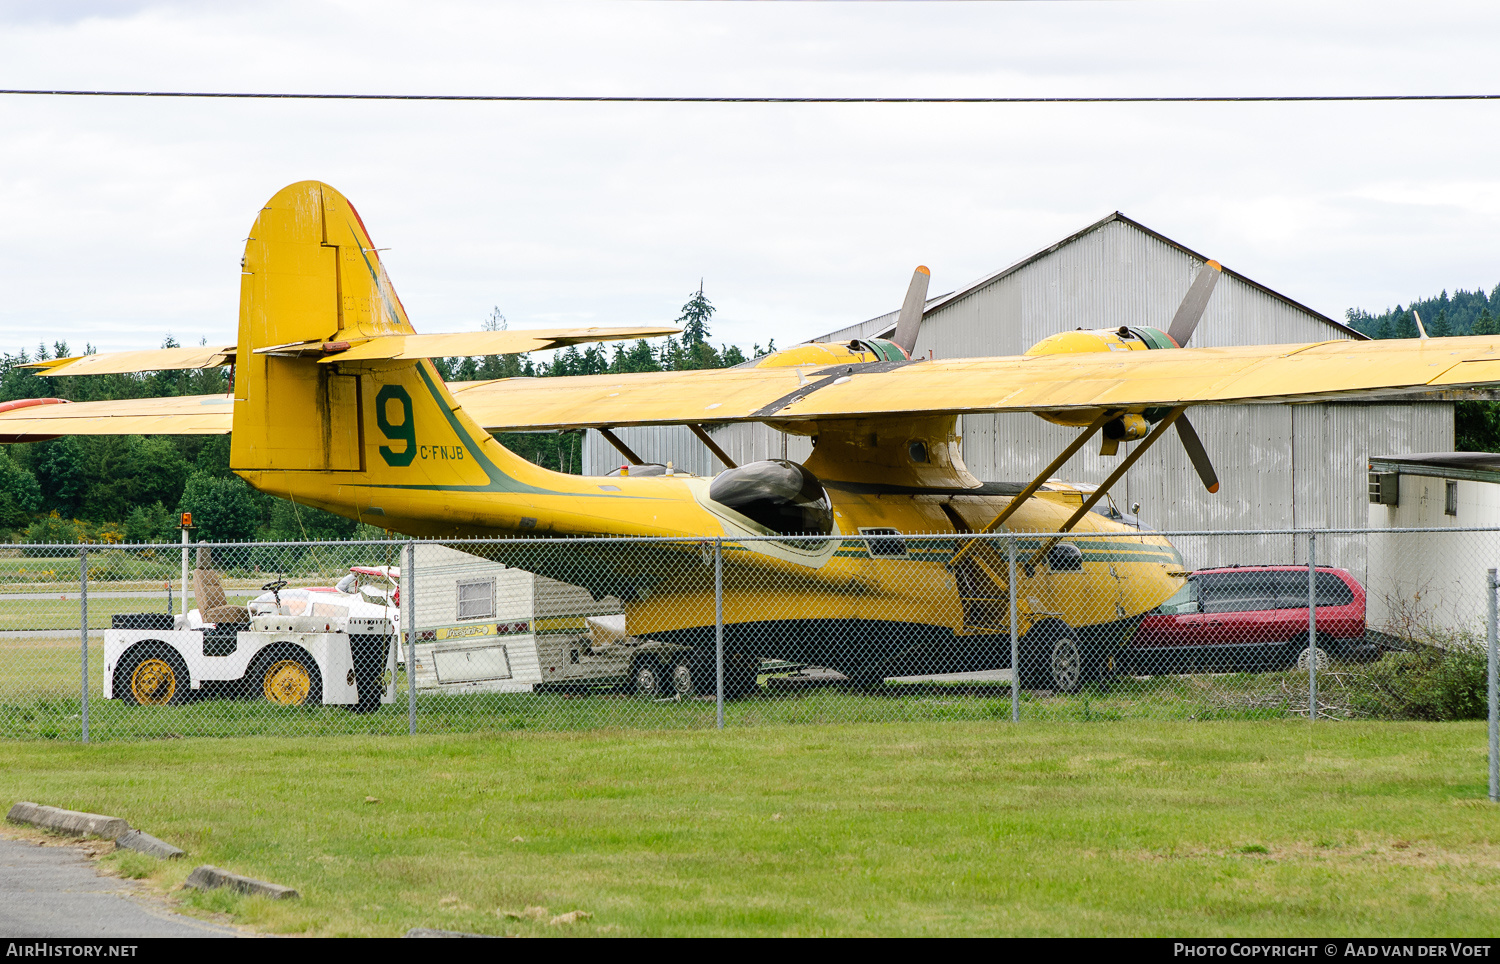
[0,448,41,529]
[676,282,715,346]
[1475,310,1499,336]
[178,474,261,543]
[33,437,88,517]
[1431,309,1452,337]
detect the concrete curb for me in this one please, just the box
[116,828,185,860]
[8,801,130,840]
[184,865,299,900]
[404,928,502,938]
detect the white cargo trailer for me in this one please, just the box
[405,546,686,696]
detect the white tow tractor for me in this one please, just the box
[104,564,400,711]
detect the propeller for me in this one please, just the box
[1174,414,1220,494]
[1162,260,1223,492]
[889,265,932,358]
[1165,260,1222,348]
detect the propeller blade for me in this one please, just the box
[1164,260,1223,348]
[1175,415,1219,493]
[889,265,932,357]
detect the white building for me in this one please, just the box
[583,213,1453,579]
[1366,453,1500,635]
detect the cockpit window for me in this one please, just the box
[708,460,834,536]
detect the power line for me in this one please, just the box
[0,89,1498,103]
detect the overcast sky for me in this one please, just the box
[2,0,1500,357]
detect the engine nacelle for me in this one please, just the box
[1025,326,1178,430]
[1025,325,1177,358]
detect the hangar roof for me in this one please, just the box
[830,211,1366,344]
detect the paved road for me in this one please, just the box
[0,592,255,600]
[0,838,240,938]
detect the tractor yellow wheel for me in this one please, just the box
[129,657,178,705]
[263,658,313,706]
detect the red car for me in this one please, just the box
[1127,566,1373,674]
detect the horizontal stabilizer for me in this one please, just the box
[27,345,236,377]
[303,326,683,364]
[0,394,232,441]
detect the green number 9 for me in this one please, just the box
[376,385,416,467]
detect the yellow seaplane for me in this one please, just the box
[4,181,1495,696]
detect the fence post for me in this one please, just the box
[1008,535,1019,724]
[715,538,724,731]
[406,541,417,736]
[1307,532,1317,721]
[79,546,89,744]
[179,526,190,617]
[1488,568,1497,803]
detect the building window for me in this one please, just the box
[1445,480,1458,517]
[457,578,496,620]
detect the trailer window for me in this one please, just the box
[457,578,496,620]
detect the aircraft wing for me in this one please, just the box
[0,395,233,442]
[449,335,1500,431]
[28,327,682,377]
[27,345,236,377]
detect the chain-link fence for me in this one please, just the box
[1,528,1498,760]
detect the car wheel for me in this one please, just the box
[115,643,191,707]
[253,645,323,707]
[631,657,666,699]
[1295,644,1331,674]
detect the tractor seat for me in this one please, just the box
[201,605,250,625]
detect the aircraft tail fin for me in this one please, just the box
[230,181,556,535]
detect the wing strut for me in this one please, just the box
[949,409,1116,567]
[689,424,737,469]
[1026,406,1187,571]
[597,428,643,465]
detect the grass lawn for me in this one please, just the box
[1,721,1497,937]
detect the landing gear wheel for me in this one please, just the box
[670,659,696,699]
[115,644,191,706]
[253,646,322,707]
[1049,635,1085,694]
[1019,621,1092,693]
[631,657,667,699]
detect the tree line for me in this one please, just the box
[1344,285,1500,451]
[0,286,768,543]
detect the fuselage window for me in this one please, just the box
[860,527,908,557]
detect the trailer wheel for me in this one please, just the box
[115,643,191,707]
[630,657,667,699]
[252,645,323,707]
[670,659,697,699]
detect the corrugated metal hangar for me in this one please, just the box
[582,213,1452,577]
